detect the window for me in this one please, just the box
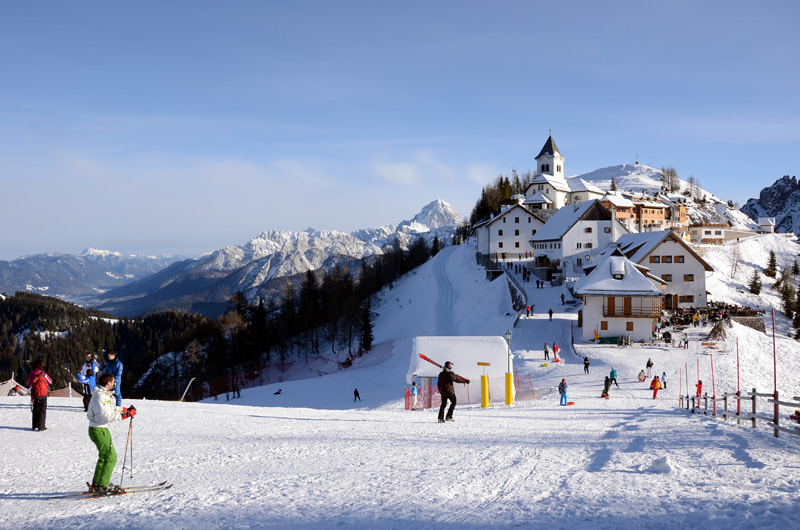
[503,218,506,223]
[715,230,722,235]
[675,256,685,263]
[515,230,520,236]
[585,227,593,233]
[586,242,593,249]
[626,322,634,332]
[577,243,582,249]
[679,295,695,303]
[704,230,711,235]
[663,256,672,263]
[515,217,520,223]
[662,274,672,282]
[498,242,503,248]
[532,229,537,236]
[498,230,503,236]
[600,321,608,330]
[515,242,520,248]
[604,227,611,233]
[684,274,694,282]
[577,258,582,266]
[528,217,531,223]
[650,256,660,263]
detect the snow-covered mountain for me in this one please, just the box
[0,249,185,300]
[91,200,461,317]
[741,175,800,235]
[574,163,756,230]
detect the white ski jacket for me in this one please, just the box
[87,385,122,428]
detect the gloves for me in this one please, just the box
[121,406,137,420]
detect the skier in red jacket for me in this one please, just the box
[650,376,662,399]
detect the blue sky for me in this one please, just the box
[1,1,798,260]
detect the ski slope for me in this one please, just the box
[2,240,800,529]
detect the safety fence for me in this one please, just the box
[680,388,800,439]
[404,369,538,410]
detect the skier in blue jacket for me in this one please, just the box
[103,351,124,407]
[76,368,96,412]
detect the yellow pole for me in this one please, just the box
[505,372,514,405]
[481,375,489,408]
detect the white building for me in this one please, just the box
[573,251,664,343]
[474,203,546,263]
[610,230,714,309]
[529,200,631,276]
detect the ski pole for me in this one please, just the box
[119,416,134,487]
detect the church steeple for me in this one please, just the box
[535,133,565,178]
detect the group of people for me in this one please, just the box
[543,342,560,361]
[25,350,134,495]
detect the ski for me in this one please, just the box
[48,481,172,500]
[418,353,470,382]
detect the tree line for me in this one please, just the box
[0,236,442,400]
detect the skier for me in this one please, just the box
[437,361,470,423]
[526,305,531,317]
[81,354,99,379]
[558,379,568,406]
[548,308,553,321]
[602,376,611,399]
[543,343,550,360]
[645,358,654,379]
[411,381,418,410]
[661,372,668,390]
[103,351,124,407]
[651,376,662,399]
[583,356,591,374]
[87,372,136,494]
[561,293,565,305]
[28,359,53,431]
[696,380,703,398]
[354,388,361,402]
[609,368,619,388]
[552,343,559,361]
[76,368,96,413]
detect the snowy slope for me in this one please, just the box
[2,239,800,529]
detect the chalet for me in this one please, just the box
[529,200,630,277]
[610,230,714,309]
[474,203,546,264]
[573,250,664,343]
[758,217,776,234]
[599,192,636,232]
[689,222,731,244]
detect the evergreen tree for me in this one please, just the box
[748,269,762,295]
[359,304,374,352]
[765,251,778,278]
[610,177,617,192]
[792,259,799,276]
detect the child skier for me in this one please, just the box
[650,376,662,399]
[558,379,568,406]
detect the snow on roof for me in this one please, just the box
[573,254,662,297]
[406,336,511,383]
[608,230,714,272]
[474,204,538,228]
[529,201,597,242]
[600,192,634,208]
[567,177,604,194]
[531,173,571,192]
[536,134,562,159]
[758,217,776,226]
[523,191,553,205]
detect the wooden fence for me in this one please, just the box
[680,388,800,439]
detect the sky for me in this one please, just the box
[1,1,799,260]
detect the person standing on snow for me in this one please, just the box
[354,388,361,402]
[609,368,619,388]
[696,380,703,398]
[552,343,559,361]
[28,359,53,431]
[543,343,550,360]
[548,308,553,321]
[645,358,654,379]
[411,382,418,410]
[602,376,611,398]
[103,351,124,407]
[76,369,96,413]
[661,372,668,390]
[558,379,568,406]
[437,361,470,423]
[583,356,591,374]
[87,372,137,494]
[650,376,662,399]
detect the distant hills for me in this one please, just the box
[741,175,800,235]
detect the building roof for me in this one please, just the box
[573,252,663,297]
[473,203,543,229]
[530,173,571,193]
[608,230,714,272]
[530,200,628,243]
[567,177,604,195]
[600,192,635,208]
[536,134,561,160]
[523,191,553,206]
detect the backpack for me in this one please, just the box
[32,373,49,399]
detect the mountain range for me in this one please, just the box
[4,163,792,318]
